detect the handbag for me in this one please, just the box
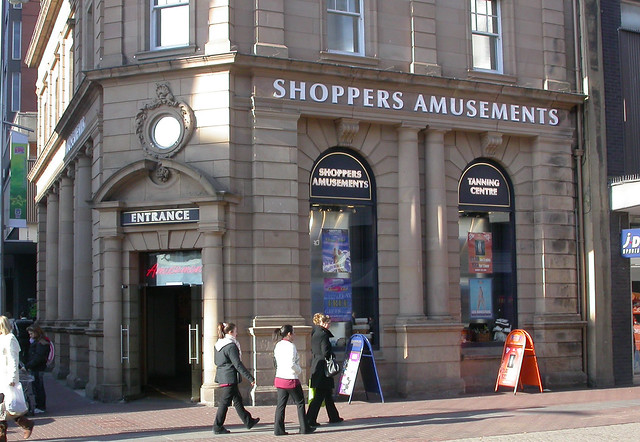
[3,383,28,416]
[324,356,341,377]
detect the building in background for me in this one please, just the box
[23,0,617,403]
[0,0,39,319]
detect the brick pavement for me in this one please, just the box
[9,374,640,441]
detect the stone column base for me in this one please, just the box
[388,317,465,398]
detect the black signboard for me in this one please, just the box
[337,334,384,403]
[310,152,372,202]
[122,208,199,226]
[458,162,511,208]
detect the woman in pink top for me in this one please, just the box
[272,324,315,436]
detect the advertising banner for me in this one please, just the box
[144,251,202,286]
[495,329,543,394]
[338,334,383,403]
[9,131,28,228]
[469,278,493,319]
[323,278,352,322]
[322,229,351,273]
[468,232,493,273]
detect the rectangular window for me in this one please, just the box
[326,0,364,55]
[12,21,21,60]
[12,73,21,112]
[150,0,189,50]
[470,0,502,72]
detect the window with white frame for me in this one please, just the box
[12,21,21,60]
[12,73,21,112]
[326,0,364,55]
[150,0,189,50]
[470,0,502,72]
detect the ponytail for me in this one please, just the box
[217,322,236,339]
[273,324,294,342]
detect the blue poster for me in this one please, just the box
[322,229,351,273]
[622,229,640,258]
[470,278,493,319]
[324,278,352,322]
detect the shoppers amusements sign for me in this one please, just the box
[271,79,561,126]
[310,152,371,202]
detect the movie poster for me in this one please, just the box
[324,278,352,322]
[469,278,493,319]
[322,229,351,273]
[468,232,493,273]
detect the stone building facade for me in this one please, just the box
[25,0,591,403]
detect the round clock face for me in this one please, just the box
[152,115,182,149]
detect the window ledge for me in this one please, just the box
[135,45,198,62]
[467,69,517,85]
[320,51,379,67]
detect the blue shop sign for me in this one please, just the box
[622,229,640,258]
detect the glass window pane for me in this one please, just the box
[156,4,189,47]
[12,73,21,112]
[328,14,358,52]
[12,22,21,60]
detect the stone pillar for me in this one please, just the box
[253,0,288,57]
[68,152,92,388]
[55,171,74,379]
[397,125,424,317]
[101,234,123,401]
[425,128,450,318]
[205,0,232,53]
[390,126,464,398]
[36,203,47,319]
[45,188,59,322]
[200,231,224,404]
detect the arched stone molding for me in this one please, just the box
[93,159,228,204]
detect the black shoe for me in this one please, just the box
[329,417,344,424]
[214,427,231,434]
[247,417,260,429]
[300,426,317,434]
[275,431,289,436]
[308,421,321,427]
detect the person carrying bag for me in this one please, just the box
[0,316,34,441]
[306,313,344,427]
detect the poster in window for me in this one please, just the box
[324,278,352,322]
[469,278,493,319]
[468,232,493,273]
[322,229,351,273]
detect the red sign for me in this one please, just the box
[495,329,543,394]
[468,232,493,273]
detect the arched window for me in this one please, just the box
[309,148,378,348]
[458,159,516,345]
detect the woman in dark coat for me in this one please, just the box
[213,322,260,435]
[306,313,343,426]
[26,324,50,414]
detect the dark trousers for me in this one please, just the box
[274,383,311,435]
[213,384,252,432]
[306,386,340,424]
[30,370,46,410]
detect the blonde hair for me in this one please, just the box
[0,316,11,335]
[313,313,331,325]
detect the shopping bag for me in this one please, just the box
[308,380,325,407]
[4,383,28,416]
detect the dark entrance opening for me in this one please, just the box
[142,285,201,400]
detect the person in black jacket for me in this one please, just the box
[306,313,343,427]
[212,322,260,435]
[25,324,50,414]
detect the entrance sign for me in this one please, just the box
[338,334,383,403]
[122,208,199,226]
[495,329,543,394]
[622,229,640,258]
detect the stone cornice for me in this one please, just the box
[25,0,64,68]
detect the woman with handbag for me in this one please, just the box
[306,313,343,427]
[0,315,34,441]
[213,322,260,435]
[273,324,315,436]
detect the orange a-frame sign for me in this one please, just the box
[495,329,543,394]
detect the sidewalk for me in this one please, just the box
[11,374,640,441]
